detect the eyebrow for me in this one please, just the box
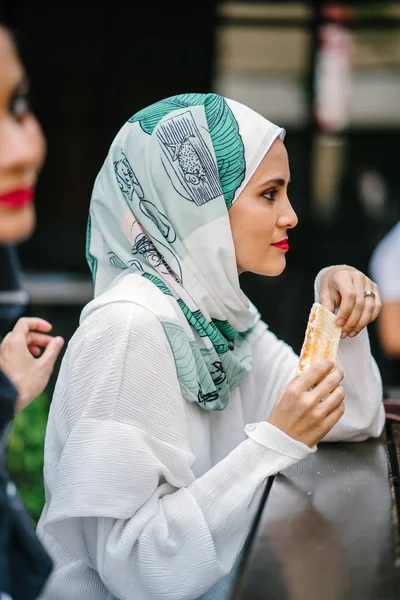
[10,73,29,97]
[16,74,29,94]
[258,178,291,188]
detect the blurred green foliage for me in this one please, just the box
[7,392,49,523]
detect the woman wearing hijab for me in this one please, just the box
[0,24,64,599]
[37,94,384,600]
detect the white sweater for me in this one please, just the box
[37,272,385,600]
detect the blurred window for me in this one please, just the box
[215,2,400,128]
[215,2,311,127]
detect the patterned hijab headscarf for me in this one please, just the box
[85,93,285,410]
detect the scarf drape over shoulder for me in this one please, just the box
[85,93,284,410]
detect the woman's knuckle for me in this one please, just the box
[301,395,312,410]
[333,409,342,423]
[313,397,323,410]
[355,298,364,309]
[365,313,374,324]
[337,385,345,400]
[330,368,341,379]
[298,392,307,405]
[5,332,15,344]
[311,409,321,424]
[328,370,341,384]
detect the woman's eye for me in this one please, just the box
[11,93,30,120]
[262,189,278,201]
[9,77,31,121]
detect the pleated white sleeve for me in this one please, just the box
[41,302,313,600]
[244,267,385,442]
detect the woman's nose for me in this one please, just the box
[278,198,298,230]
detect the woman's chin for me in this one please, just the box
[0,204,36,244]
[254,257,287,277]
[237,255,287,277]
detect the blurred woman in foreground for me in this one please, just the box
[0,24,63,599]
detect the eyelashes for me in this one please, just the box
[9,79,31,120]
[262,188,278,202]
[10,93,30,119]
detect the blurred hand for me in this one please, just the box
[319,266,382,338]
[0,317,64,414]
[268,360,345,447]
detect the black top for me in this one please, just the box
[0,244,28,339]
[0,372,52,598]
[0,370,16,438]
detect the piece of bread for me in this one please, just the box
[297,303,342,375]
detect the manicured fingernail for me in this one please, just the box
[349,331,357,338]
[341,332,348,339]
[336,319,345,327]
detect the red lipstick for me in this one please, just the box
[0,188,34,209]
[271,238,289,251]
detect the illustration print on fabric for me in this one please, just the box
[131,229,182,283]
[156,110,222,206]
[108,252,127,270]
[114,151,144,201]
[128,94,247,208]
[115,154,177,245]
[139,199,176,243]
[114,153,182,282]
[210,361,226,387]
[198,383,219,406]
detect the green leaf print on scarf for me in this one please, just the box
[141,273,239,357]
[142,272,173,296]
[129,93,245,208]
[212,319,238,341]
[177,299,230,355]
[86,215,98,282]
[162,322,199,401]
[162,320,251,410]
[177,311,252,407]
[163,322,230,410]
